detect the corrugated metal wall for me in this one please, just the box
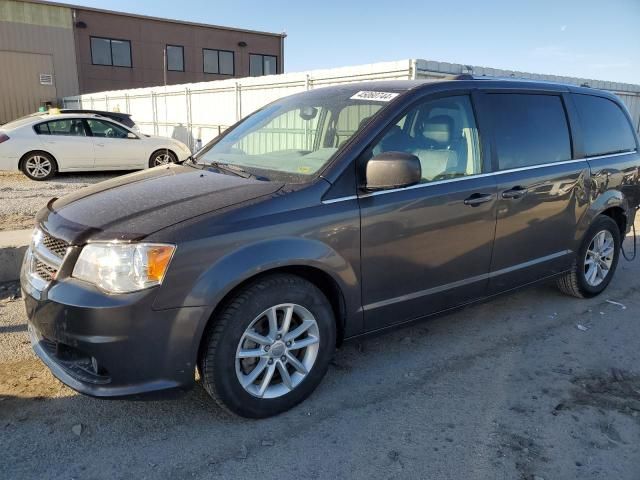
[63,59,640,149]
[0,0,78,123]
[0,50,57,120]
[64,60,413,148]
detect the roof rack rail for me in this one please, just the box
[443,74,475,80]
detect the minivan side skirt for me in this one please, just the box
[360,250,572,312]
[347,268,571,341]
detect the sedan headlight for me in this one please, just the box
[72,243,175,293]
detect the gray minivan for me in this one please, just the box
[22,78,640,417]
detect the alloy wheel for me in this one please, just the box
[25,155,52,179]
[584,230,615,287]
[235,303,320,399]
[153,152,173,166]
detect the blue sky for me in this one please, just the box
[54,0,640,84]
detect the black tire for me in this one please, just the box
[148,149,177,168]
[199,274,336,418]
[557,215,621,298]
[20,151,58,181]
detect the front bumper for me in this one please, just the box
[21,259,210,397]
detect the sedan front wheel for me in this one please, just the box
[149,150,177,168]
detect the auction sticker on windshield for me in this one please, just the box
[350,91,399,102]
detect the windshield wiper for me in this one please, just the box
[207,161,253,179]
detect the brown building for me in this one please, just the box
[0,0,285,123]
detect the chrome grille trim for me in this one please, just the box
[26,229,69,286]
[32,239,64,271]
[34,259,56,282]
[42,233,67,258]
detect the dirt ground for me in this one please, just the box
[0,223,639,480]
[0,171,125,231]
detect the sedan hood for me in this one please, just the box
[38,165,283,244]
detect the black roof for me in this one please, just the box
[307,77,618,102]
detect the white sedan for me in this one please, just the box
[0,113,192,180]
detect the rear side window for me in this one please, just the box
[487,94,572,170]
[573,94,637,157]
[34,119,86,136]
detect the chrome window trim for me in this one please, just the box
[320,150,638,204]
[356,151,637,199]
[581,150,637,161]
[321,195,358,205]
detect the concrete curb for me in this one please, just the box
[0,229,32,282]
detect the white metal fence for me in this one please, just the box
[63,58,640,151]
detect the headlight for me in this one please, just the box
[72,243,175,293]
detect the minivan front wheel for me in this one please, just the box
[557,215,621,298]
[199,274,336,418]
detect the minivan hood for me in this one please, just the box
[38,165,283,244]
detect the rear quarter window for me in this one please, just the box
[34,123,51,135]
[573,94,637,157]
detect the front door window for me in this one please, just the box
[369,95,482,182]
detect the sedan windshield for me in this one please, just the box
[193,88,400,182]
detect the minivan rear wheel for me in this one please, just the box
[557,215,621,298]
[198,274,336,418]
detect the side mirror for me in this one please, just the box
[127,132,138,139]
[365,151,422,191]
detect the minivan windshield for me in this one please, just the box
[193,88,401,182]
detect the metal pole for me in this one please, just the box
[235,82,242,121]
[151,92,158,136]
[163,47,169,140]
[186,88,193,150]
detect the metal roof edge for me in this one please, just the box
[19,0,286,38]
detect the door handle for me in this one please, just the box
[95,143,105,147]
[463,193,495,206]
[502,186,528,199]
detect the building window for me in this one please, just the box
[249,54,277,76]
[166,45,184,72]
[203,49,234,75]
[91,37,132,67]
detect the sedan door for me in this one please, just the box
[480,92,590,293]
[85,118,146,168]
[35,118,95,169]
[359,94,498,331]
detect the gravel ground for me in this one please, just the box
[0,223,639,479]
[0,171,126,231]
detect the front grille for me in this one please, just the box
[27,229,69,286]
[34,259,56,282]
[42,233,68,259]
